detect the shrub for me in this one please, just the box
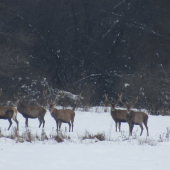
[82,131,94,140]
[0,128,4,137]
[21,128,35,143]
[54,135,64,143]
[138,137,157,146]
[81,131,106,141]
[49,128,71,142]
[94,133,105,141]
[9,127,19,140]
[41,129,48,141]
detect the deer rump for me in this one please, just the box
[0,114,13,119]
[0,106,14,130]
[0,107,14,119]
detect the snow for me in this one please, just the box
[0,107,170,170]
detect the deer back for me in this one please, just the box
[51,108,75,123]
[127,110,148,124]
[17,100,46,117]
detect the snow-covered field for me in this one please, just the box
[0,107,170,170]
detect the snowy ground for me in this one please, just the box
[0,107,170,170]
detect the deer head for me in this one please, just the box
[14,92,30,106]
[104,93,122,111]
[119,95,138,114]
[48,91,64,112]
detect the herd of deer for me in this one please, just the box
[105,94,149,136]
[0,89,75,132]
[0,88,149,136]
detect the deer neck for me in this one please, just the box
[17,101,24,110]
[111,105,116,112]
[110,103,117,112]
[50,108,57,116]
[126,107,132,115]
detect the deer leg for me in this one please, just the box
[38,117,42,128]
[131,124,134,136]
[42,118,45,128]
[41,112,45,128]
[129,126,132,136]
[128,124,131,136]
[13,118,19,130]
[6,110,13,130]
[59,121,62,131]
[25,118,28,127]
[119,122,121,132]
[129,124,134,136]
[72,122,74,132]
[144,122,149,136]
[68,122,71,132]
[71,118,74,132]
[56,120,59,132]
[139,124,143,136]
[115,122,117,132]
[39,115,45,128]
[7,118,13,130]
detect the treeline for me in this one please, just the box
[0,0,170,115]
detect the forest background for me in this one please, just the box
[0,0,170,115]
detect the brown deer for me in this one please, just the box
[49,104,75,132]
[120,96,149,136]
[0,89,17,130]
[0,106,14,130]
[48,92,75,132]
[15,94,46,128]
[104,94,127,132]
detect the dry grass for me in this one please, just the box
[0,128,4,137]
[81,131,106,141]
[0,127,169,146]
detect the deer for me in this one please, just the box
[48,92,75,132]
[104,93,127,132]
[120,95,149,136]
[15,94,46,128]
[0,106,19,130]
[0,106,14,130]
[0,89,15,130]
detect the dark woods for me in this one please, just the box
[0,0,170,115]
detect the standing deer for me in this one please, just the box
[0,106,14,130]
[49,104,75,132]
[15,96,46,128]
[120,96,149,136]
[0,89,17,130]
[48,92,75,132]
[104,94,127,132]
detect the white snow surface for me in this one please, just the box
[0,107,170,170]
